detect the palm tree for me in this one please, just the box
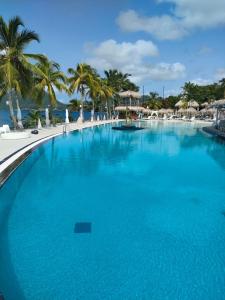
[33,58,67,110]
[96,80,114,119]
[104,69,138,93]
[0,16,44,128]
[68,63,98,122]
[149,92,159,101]
[67,99,81,111]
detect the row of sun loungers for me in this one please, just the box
[143,115,215,122]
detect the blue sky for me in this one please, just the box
[1,0,225,102]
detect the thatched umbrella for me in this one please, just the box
[201,102,209,107]
[200,108,207,114]
[143,108,152,114]
[115,106,144,112]
[207,108,216,115]
[212,99,225,107]
[119,90,141,98]
[129,106,145,112]
[119,90,141,106]
[115,106,127,111]
[175,100,185,108]
[178,108,186,114]
[210,99,225,125]
[186,107,197,115]
[165,108,173,114]
[159,108,167,115]
[188,100,199,108]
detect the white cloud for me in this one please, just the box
[117,0,225,40]
[164,89,181,97]
[168,0,225,29]
[86,39,186,83]
[190,69,225,85]
[117,10,186,40]
[87,39,158,68]
[190,78,212,86]
[215,68,225,80]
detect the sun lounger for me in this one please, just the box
[0,124,10,134]
[168,115,176,120]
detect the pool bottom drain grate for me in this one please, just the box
[74,222,92,233]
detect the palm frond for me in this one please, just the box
[0,16,9,46]
[24,53,47,63]
[16,29,40,49]
[8,16,24,46]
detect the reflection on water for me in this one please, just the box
[207,139,225,170]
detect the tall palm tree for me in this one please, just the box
[0,16,44,128]
[96,80,114,118]
[104,69,138,93]
[104,69,138,111]
[33,58,67,109]
[149,92,159,101]
[68,63,98,121]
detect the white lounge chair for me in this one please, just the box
[0,124,10,134]
[190,116,195,122]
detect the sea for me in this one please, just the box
[0,109,103,127]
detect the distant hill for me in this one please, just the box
[0,93,67,110]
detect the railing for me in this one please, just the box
[63,124,68,134]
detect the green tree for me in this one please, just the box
[145,92,162,109]
[67,99,81,111]
[96,79,114,118]
[68,63,98,121]
[0,16,43,128]
[33,58,67,108]
[104,69,139,93]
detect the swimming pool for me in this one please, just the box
[0,121,225,300]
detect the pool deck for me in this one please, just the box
[0,120,118,175]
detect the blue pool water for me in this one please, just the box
[0,121,225,300]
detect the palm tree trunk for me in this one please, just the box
[15,96,24,129]
[91,100,95,122]
[7,92,17,129]
[78,95,84,123]
[106,100,109,119]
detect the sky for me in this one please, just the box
[1,0,225,102]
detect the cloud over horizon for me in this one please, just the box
[117,0,225,40]
[86,39,186,83]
